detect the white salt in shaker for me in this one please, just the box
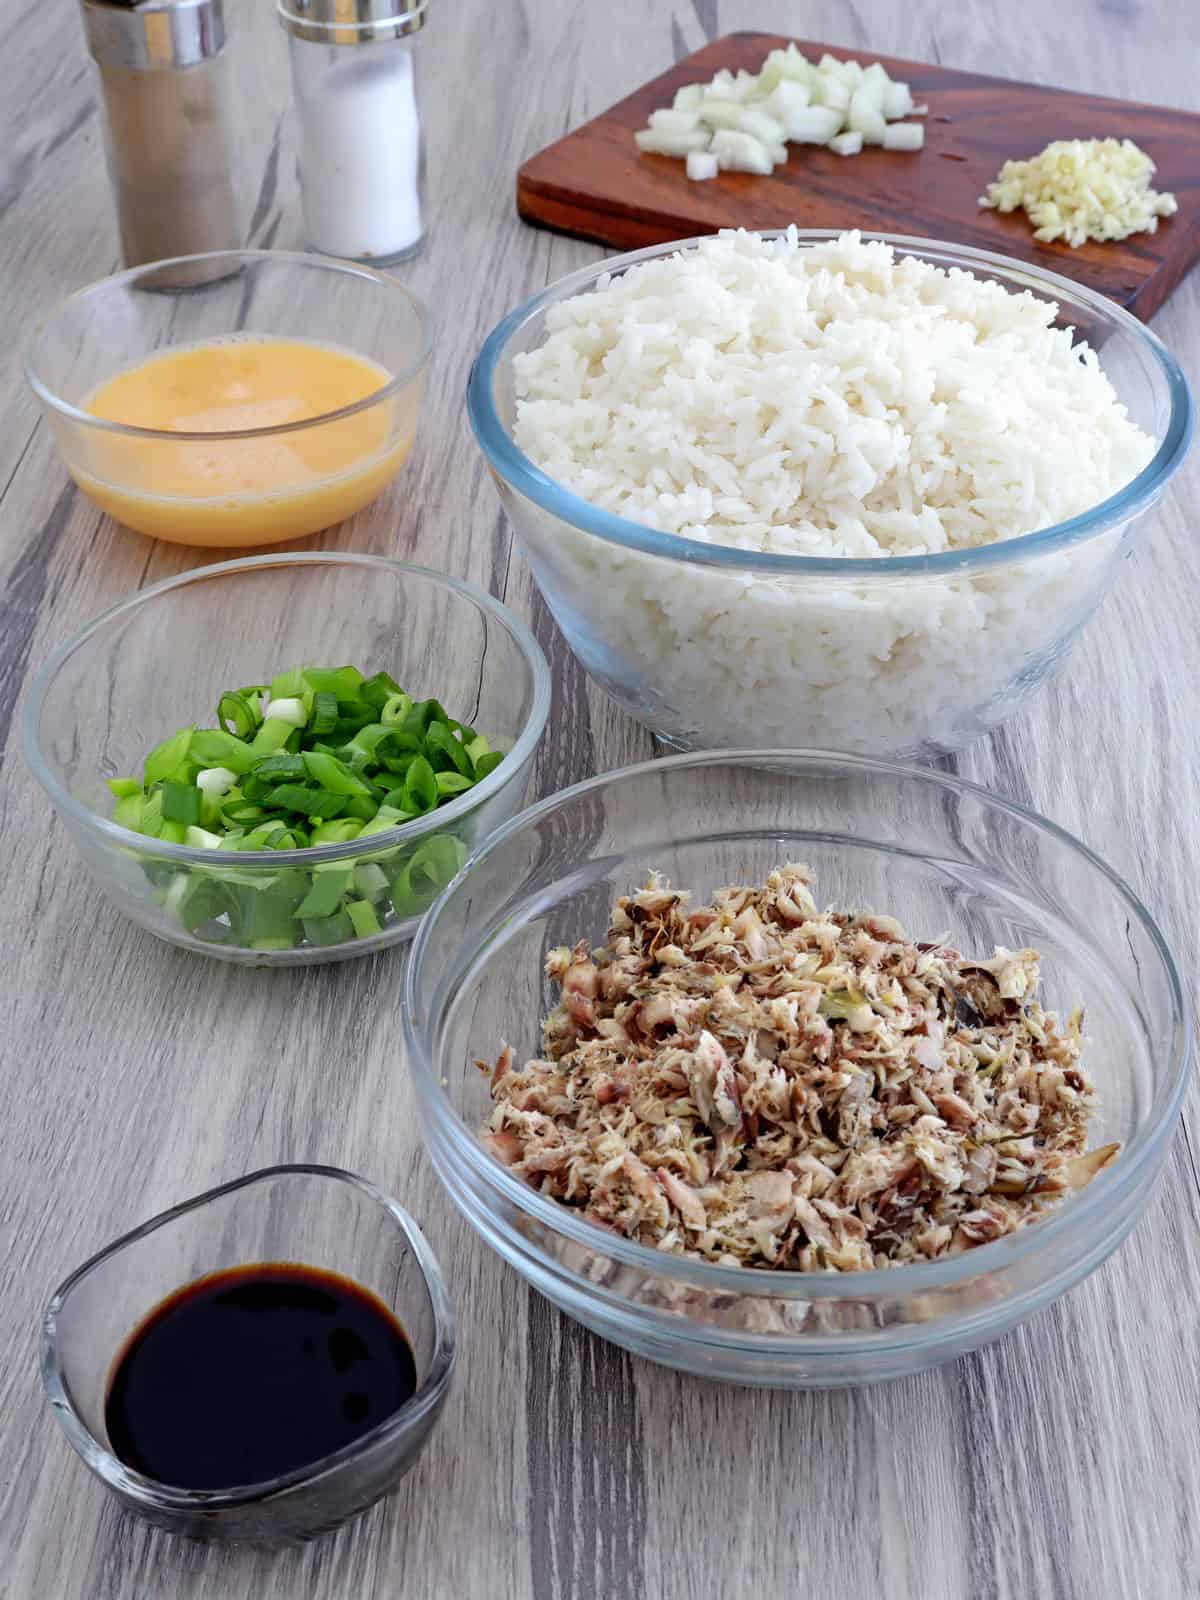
[278,0,427,264]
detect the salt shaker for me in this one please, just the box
[278,0,428,265]
[79,0,240,268]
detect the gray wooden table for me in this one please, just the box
[2,3,1199,1597]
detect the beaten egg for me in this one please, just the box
[74,335,416,546]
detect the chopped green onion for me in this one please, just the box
[262,696,307,728]
[266,783,345,818]
[309,692,339,735]
[381,692,413,726]
[241,821,292,849]
[302,909,355,947]
[164,874,192,917]
[190,728,258,773]
[111,661,501,951]
[346,898,382,938]
[402,756,438,815]
[336,793,378,823]
[360,670,404,709]
[161,782,203,825]
[252,753,307,783]
[301,750,374,797]
[309,819,365,846]
[375,730,423,773]
[176,876,238,939]
[356,804,406,839]
[144,727,195,785]
[197,766,238,797]
[302,665,363,702]
[339,723,391,767]
[270,668,308,701]
[140,790,165,836]
[353,862,390,899]
[296,865,356,918]
[185,825,223,849]
[222,802,266,825]
[473,750,506,780]
[113,793,144,831]
[240,868,309,946]
[218,692,258,738]
[248,717,297,759]
[390,834,467,916]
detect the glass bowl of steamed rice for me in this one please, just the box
[468,230,1193,759]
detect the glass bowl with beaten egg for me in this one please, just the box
[25,249,430,547]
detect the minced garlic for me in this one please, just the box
[979,137,1177,248]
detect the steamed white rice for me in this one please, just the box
[510,230,1156,753]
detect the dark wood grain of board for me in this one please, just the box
[517,32,1200,320]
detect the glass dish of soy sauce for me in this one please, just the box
[41,1167,455,1542]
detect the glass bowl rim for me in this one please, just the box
[40,1163,456,1512]
[24,248,433,443]
[404,746,1193,1301]
[21,551,552,868]
[467,227,1195,580]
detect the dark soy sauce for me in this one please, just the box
[104,1263,417,1490]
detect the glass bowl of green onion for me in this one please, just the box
[23,553,551,963]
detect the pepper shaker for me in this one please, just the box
[278,0,428,265]
[80,0,240,270]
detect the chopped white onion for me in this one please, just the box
[861,62,891,101]
[785,105,844,144]
[813,77,852,113]
[711,129,775,175]
[648,108,702,135]
[696,97,745,130]
[847,90,887,143]
[672,84,704,112]
[882,80,914,119]
[737,106,786,145]
[635,127,712,157]
[765,80,812,121]
[882,122,925,152]
[636,47,931,177]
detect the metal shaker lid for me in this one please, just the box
[277,0,428,45]
[80,0,226,71]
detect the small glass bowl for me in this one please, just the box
[25,249,431,548]
[22,552,551,964]
[468,230,1194,760]
[405,750,1191,1388]
[41,1165,455,1542]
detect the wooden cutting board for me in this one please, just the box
[517,33,1200,321]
